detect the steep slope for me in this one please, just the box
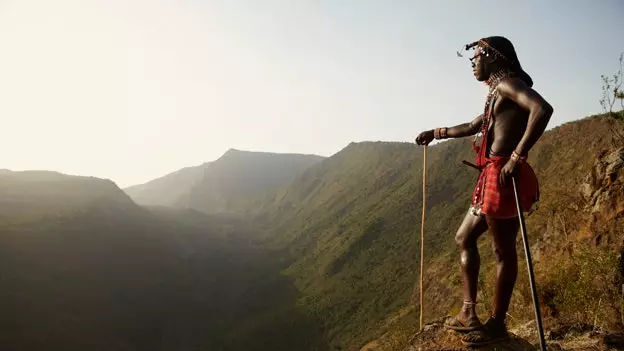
[0,171,327,351]
[185,149,325,214]
[258,138,477,349]
[124,162,210,207]
[254,114,624,350]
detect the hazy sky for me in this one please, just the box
[1,0,622,187]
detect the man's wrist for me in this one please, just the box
[434,127,448,140]
[511,150,527,163]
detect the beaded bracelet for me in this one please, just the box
[434,127,448,140]
[511,150,527,163]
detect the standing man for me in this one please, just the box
[415,36,553,346]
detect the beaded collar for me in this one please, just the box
[473,69,514,154]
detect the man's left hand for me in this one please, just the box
[499,159,519,188]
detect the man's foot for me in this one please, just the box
[444,308,482,333]
[461,316,509,347]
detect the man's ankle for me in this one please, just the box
[489,313,506,325]
[460,308,475,317]
[461,300,477,315]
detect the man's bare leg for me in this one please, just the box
[486,215,520,324]
[461,216,519,345]
[446,210,488,330]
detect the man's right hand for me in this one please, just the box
[415,130,434,145]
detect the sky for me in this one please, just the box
[0,0,622,187]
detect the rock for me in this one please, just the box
[592,189,613,213]
[546,344,564,351]
[581,147,624,213]
[404,319,620,351]
[409,319,538,351]
[603,147,624,176]
[423,324,438,332]
[604,332,624,348]
[579,182,594,201]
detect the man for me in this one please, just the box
[415,36,553,346]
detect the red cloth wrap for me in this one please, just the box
[471,156,540,218]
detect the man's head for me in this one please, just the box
[467,36,533,87]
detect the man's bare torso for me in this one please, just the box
[487,92,530,157]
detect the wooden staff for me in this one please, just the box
[512,177,547,350]
[420,145,427,330]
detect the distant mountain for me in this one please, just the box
[0,170,136,225]
[124,149,325,214]
[124,162,211,207]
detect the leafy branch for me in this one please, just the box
[600,52,624,117]
[599,53,624,146]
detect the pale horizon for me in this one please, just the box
[1,0,622,188]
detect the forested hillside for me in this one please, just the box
[249,113,624,350]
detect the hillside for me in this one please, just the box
[0,172,327,351]
[251,113,624,350]
[124,149,325,214]
[0,170,137,224]
[255,137,479,349]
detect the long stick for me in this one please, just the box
[420,145,427,330]
[461,160,480,171]
[512,177,546,351]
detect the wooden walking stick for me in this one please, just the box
[512,176,547,351]
[419,145,427,330]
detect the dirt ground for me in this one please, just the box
[403,317,624,351]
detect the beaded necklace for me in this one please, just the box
[473,69,513,164]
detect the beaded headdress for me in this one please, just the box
[457,36,536,167]
[457,36,533,87]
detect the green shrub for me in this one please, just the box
[544,246,621,330]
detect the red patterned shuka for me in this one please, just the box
[469,72,540,218]
[470,156,540,219]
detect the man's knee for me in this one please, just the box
[488,216,520,262]
[492,241,518,263]
[455,211,487,249]
[455,231,476,250]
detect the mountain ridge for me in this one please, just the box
[124,161,212,207]
[124,148,326,214]
[0,170,138,225]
